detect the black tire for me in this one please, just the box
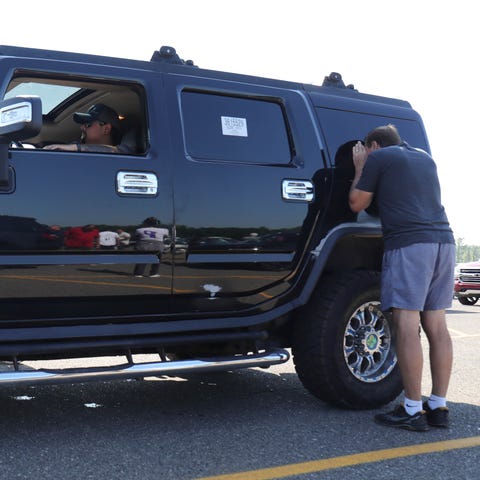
[292,270,402,409]
[458,296,478,306]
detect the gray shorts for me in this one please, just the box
[381,242,456,311]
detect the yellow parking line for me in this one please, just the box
[4,274,282,296]
[196,436,480,480]
[175,274,282,280]
[3,275,171,291]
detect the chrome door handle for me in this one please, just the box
[282,179,314,202]
[116,171,158,195]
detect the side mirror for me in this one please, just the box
[0,96,42,185]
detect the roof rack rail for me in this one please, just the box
[322,72,355,90]
[150,46,196,67]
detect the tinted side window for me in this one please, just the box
[315,108,430,166]
[4,74,147,154]
[181,91,291,164]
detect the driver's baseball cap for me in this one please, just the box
[73,103,120,130]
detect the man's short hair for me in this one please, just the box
[365,124,401,148]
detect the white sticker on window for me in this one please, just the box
[221,116,248,137]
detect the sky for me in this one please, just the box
[2,0,479,243]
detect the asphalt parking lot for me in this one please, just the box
[0,299,478,480]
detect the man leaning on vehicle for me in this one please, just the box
[349,124,455,432]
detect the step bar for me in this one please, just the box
[0,349,290,386]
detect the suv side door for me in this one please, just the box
[0,57,174,320]
[164,74,326,314]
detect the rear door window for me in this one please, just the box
[181,91,292,165]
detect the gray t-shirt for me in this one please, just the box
[356,142,454,251]
[134,227,169,252]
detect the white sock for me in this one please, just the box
[428,394,447,410]
[403,396,423,415]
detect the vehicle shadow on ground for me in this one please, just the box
[0,367,476,433]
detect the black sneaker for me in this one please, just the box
[423,402,449,428]
[374,405,430,431]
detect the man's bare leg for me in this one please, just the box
[393,308,423,401]
[374,307,429,430]
[420,309,452,398]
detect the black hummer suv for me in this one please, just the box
[0,45,432,409]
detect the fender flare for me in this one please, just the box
[297,215,382,305]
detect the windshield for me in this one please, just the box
[5,82,80,114]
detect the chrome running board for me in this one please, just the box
[0,349,290,386]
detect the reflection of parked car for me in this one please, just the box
[454,260,480,305]
[164,236,189,253]
[188,233,300,253]
[0,215,62,250]
[188,236,243,252]
[257,231,300,251]
[173,237,189,253]
[196,236,239,246]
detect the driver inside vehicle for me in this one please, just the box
[43,103,131,153]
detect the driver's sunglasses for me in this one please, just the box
[84,121,106,128]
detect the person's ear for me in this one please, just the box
[370,141,381,151]
[103,123,112,135]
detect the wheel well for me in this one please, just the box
[324,234,383,272]
[266,234,384,348]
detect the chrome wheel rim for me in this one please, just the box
[343,301,397,382]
